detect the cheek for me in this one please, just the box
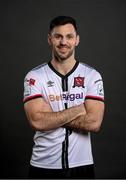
[49,38,58,46]
[71,41,78,47]
[70,38,79,46]
[52,40,60,47]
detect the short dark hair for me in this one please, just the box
[49,16,77,33]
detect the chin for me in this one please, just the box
[54,51,73,61]
[56,57,67,62]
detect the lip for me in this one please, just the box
[60,47,67,50]
[58,47,68,52]
[59,48,68,54]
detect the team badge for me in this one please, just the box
[28,78,35,86]
[24,78,35,96]
[73,76,85,88]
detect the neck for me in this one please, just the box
[51,57,77,75]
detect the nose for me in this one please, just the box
[60,37,67,45]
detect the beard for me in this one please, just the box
[53,45,74,61]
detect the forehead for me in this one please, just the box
[51,24,76,35]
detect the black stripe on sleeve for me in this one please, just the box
[23,94,42,103]
[85,95,104,102]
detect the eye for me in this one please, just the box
[67,34,74,39]
[54,34,61,39]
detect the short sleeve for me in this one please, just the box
[85,70,104,102]
[23,71,43,103]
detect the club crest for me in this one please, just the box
[73,76,85,88]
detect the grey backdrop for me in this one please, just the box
[1,0,126,178]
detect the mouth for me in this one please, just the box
[58,46,69,53]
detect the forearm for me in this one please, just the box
[27,104,84,131]
[64,115,86,132]
[64,112,103,133]
[64,101,104,133]
[64,105,87,132]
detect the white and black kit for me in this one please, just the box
[23,61,104,178]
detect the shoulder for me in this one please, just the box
[79,62,101,75]
[79,62,94,70]
[31,62,48,73]
[25,62,48,78]
[78,62,103,83]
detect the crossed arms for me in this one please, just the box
[24,97,105,133]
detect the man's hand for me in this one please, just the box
[64,100,105,133]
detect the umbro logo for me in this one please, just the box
[47,80,54,87]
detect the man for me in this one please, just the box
[23,16,105,179]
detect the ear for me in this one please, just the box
[47,34,52,46]
[75,35,80,46]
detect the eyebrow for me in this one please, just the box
[52,33,75,37]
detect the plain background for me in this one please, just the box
[1,0,126,178]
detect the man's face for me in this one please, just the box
[48,24,79,61]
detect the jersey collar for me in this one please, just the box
[48,60,79,78]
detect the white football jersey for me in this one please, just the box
[23,61,104,169]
